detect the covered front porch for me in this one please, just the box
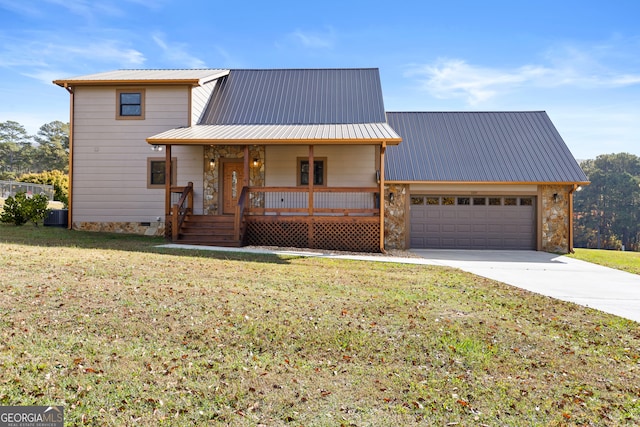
[149,124,401,252]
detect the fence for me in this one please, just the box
[0,181,55,200]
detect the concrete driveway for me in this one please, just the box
[410,250,640,323]
[162,244,640,323]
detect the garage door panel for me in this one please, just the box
[456,224,471,232]
[472,224,487,232]
[427,211,442,219]
[410,195,535,250]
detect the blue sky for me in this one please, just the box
[1,0,639,160]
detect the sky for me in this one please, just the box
[0,0,639,160]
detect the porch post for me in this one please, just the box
[379,142,386,252]
[308,145,315,247]
[243,145,250,187]
[165,144,172,216]
[165,144,172,238]
[308,145,314,216]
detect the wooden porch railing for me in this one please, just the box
[170,182,193,241]
[244,186,380,216]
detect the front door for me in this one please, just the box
[222,161,244,214]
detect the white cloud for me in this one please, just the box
[0,32,146,83]
[152,32,206,68]
[407,59,554,105]
[408,43,640,105]
[289,28,336,49]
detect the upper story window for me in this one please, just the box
[117,89,145,120]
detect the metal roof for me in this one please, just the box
[147,123,401,145]
[385,112,589,183]
[53,69,229,86]
[200,69,387,125]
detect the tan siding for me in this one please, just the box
[72,85,200,223]
[265,145,376,187]
[192,81,217,125]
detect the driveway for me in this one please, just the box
[410,250,640,323]
[162,244,640,323]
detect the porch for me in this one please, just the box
[168,182,382,252]
[147,123,401,253]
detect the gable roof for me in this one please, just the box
[200,68,387,125]
[385,111,588,183]
[53,69,229,87]
[148,68,401,145]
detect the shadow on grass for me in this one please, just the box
[0,223,291,265]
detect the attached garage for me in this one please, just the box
[384,109,589,253]
[409,195,536,249]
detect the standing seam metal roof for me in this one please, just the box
[53,69,230,86]
[200,69,387,125]
[385,112,588,183]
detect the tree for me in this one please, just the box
[0,120,33,175]
[574,153,640,251]
[33,121,69,172]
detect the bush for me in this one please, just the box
[18,170,69,208]
[0,192,49,226]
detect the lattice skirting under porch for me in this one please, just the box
[245,216,380,253]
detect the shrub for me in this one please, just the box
[0,192,49,226]
[18,170,69,208]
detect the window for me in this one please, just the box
[426,197,440,205]
[411,196,424,205]
[489,197,502,206]
[473,197,486,205]
[504,197,518,206]
[147,158,176,188]
[297,158,327,186]
[457,197,470,205]
[442,197,455,205]
[117,89,145,119]
[520,197,533,206]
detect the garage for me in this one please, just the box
[410,195,536,250]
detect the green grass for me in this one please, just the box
[569,248,640,275]
[1,224,640,426]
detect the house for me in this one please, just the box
[53,68,588,253]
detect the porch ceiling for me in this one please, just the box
[146,123,402,146]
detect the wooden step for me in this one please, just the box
[175,215,243,247]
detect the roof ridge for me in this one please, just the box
[386,111,547,114]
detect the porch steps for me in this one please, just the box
[176,215,243,247]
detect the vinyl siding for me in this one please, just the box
[265,145,376,187]
[72,86,204,223]
[192,80,217,125]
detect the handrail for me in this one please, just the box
[245,186,379,217]
[171,182,193,241]
[234,186,249,242]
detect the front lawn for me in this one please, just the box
[569,248,640,275]
[1,225,639,426]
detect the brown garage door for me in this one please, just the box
[410,196,536,250]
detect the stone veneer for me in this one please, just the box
[73,221,164,237]
[203,145,265,215]
[540,184,572,253]
[383,184,409,250]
